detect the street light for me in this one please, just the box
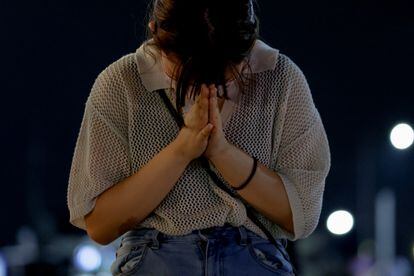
[389,123,414,150]
[326,210,354,235]
[373,122,413,275]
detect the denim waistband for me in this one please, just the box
[120,223,286,250]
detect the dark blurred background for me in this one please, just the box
[1,0,413,275]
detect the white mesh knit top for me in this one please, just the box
[66,38,331,241]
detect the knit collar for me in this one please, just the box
[134,38,279,92]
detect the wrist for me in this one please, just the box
[208,142,233,164]
[169,139,193,164]
[231,156,258,191]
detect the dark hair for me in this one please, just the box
[142,0,260,114]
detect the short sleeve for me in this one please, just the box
[272,55,331,241]
[67,63,131,231]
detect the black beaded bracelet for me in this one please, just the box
[233,156,258,191]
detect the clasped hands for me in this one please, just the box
[201,84,231,160]
[175,83,231,161]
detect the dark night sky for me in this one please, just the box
[1,0,413,265]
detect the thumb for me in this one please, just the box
[198,123,213,139]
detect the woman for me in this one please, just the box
[66,0,331,275]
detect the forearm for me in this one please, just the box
[85,140,191,245]
[209,143,294,234]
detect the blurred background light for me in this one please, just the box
[327,210,354,235]
[0,252,6,276]
[98,241,118,272]
[73,243,102,272]
[390,123,414,150]
[412,243,414,260]
[96,272,113,276]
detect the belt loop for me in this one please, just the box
[197,229,209,242]
[281,238,288,249]
[149,229,160,249]
[238,226,248,246]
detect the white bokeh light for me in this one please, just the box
[390,123,414,150]
[73,243,102,272]
[326,210,354,235]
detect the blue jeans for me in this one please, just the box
[110,223,295,275]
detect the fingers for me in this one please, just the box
[199,84,209,111]
[208,84,218,124]
[188,84,215,129]
[198,123,213,139]
[195,84,208,105]
[194,84,210,124]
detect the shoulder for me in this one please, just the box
[85,52,140,136]
[250,39,308,86]
[249,39,280,73]
[86,51,142,108]
[273,51,309,87]
[89,53,138,97]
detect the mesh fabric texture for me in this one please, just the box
[67,39,331,241]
